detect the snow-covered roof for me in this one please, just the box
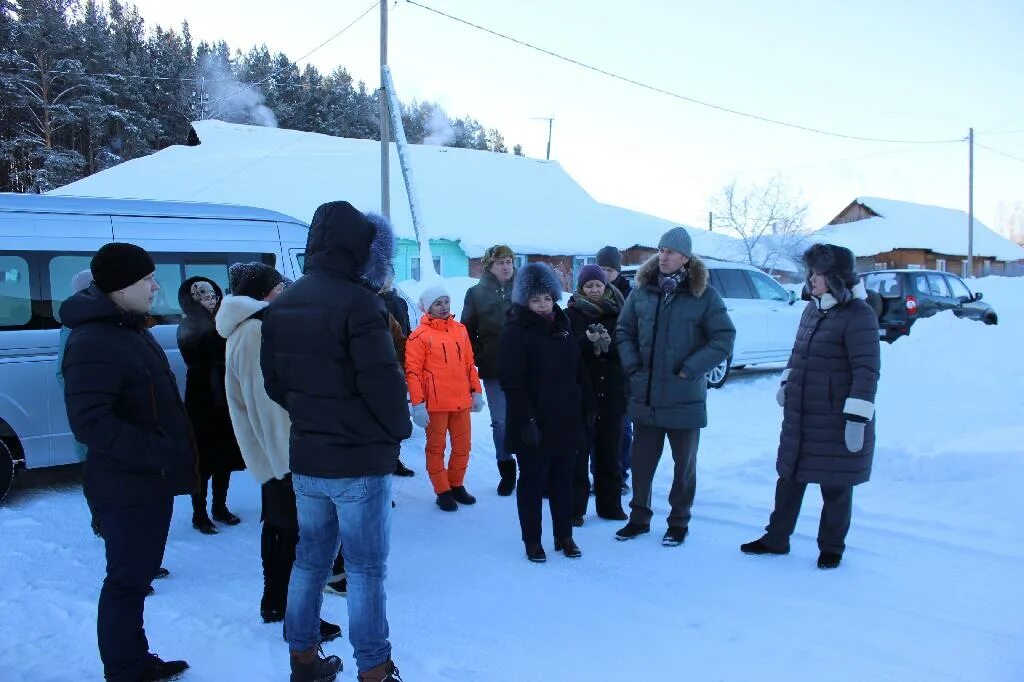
[51,120,744,261]
[813,197,1024,262]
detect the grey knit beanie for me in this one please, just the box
[657,227,693,257]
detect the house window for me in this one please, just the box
[906,264,923,270]
[983,260,992,276]
[514,255,527,270]
[873,262,888,271]
[961,260,969,278]
[936,258,946,272]
[411,256,442,280]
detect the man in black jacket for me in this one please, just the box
[461,244,517,495]
[262,201,411,682]
[61,243,194,682]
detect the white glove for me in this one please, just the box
[471,392,485,413]
[585,329,602,343]
[776,384,786,408]
[411,403,429,429]
[844,420,865,453]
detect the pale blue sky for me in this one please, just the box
[128,0,1024,233]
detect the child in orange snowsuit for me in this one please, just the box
[406,284,484,511]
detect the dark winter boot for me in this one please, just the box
[324,573,347,596]
[192,513,218,535]
[154,567,170,579]
[614,522,650,541]
[450,486,477,505]
[571,515,584,528]
[817,552,842,569]
[662,527,688,547]
[319,619,342,642]
[357,659,403,682]
[393,458,415,477]
[212,506,241,526]
[290,647,343,682]
[139,654,189,682]
[554,537,582,558]
[496,459,517,496]
[436,491,458,512]
[740,538,790,556]
[525,543,547,563]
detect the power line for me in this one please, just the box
[405,0,962,145]
[975,141,1024,165]
[204,1,379,109]
[4,67,234,83]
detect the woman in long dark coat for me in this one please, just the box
[565,264,628,524]
[177,276,245,534]
[500,263,593,563]
[741,244,880,569]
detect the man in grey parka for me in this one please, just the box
[614,227,736,546]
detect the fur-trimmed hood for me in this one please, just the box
[634,254,708,298]
[215,294,269,339]
[304,201,395,288]
[512,262,563,306]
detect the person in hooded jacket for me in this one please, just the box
[462,244,518,495]
[176,276,245,535]
[215,263,342,643]
[614,227,736,547]
[405,284,485,512]
[61,242,193,682]
[596,245,634,493]
[565,264,628,524]
[741,244,880,570]
[261,201,410,682]
[500,262,594,563]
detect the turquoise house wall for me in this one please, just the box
[394,238,469,280]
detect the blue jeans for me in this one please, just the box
[286,474,392,673]
[483,379,511,462]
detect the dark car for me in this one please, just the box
[860,269,997,343]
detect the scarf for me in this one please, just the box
[569,286,624,320]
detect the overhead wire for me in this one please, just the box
[404,0,962,145]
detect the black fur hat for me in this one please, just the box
[512,262,563,306]
[803,243,858,302]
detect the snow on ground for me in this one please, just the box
[2,277,1022,681]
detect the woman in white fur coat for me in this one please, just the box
[216,263,342,640]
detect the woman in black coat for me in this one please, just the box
[177,276,245,534]
[565,265,628,523]
[741,244,880,569]
[499,263,593,563]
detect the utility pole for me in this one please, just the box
[967,127,974,278]
[530,116,554,160]
[380,0,390,219]
[708,211,713,232]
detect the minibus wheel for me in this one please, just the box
[0,439,16,503]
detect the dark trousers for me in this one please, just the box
[573,415,625,518]
[192,470,230,519]
[93,499,173,682]
[261,476,345,612]
[516,450,574,545]
[628,426,699,529]
[763,477,853,555]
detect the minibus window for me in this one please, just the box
[49,255,93,323]
[0,255,32,328]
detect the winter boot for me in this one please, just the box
[212,505,241,526]
[393,458,415,477]
[817,552,842,569]
[324,573,347,596]
[662,527,688,547]
[614,522,650,541]
[139,654,189,682]
[554,537,582,558]
[436,491,458,512]
[571,515,584,528]
[525,543,547,563]
[597,507,628,521]
[154,567,170,579]
[740,538,790,556]
[450,486,477,505]
[319,619,342,642]
[357,659,404,682]
[192,513,218,535]
[496,459,517,497]
[290,647,343,682]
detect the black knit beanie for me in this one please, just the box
[228,262,283,300]
[90,243,155,293]
[596,246,622,271]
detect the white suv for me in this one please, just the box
[622,259,801,388]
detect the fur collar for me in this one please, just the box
[216,295,269,339]
[815,280,868,311]
[635,254,708,298]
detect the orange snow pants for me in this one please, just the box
[425,409,472,494]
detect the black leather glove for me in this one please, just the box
[521,418,542,448]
